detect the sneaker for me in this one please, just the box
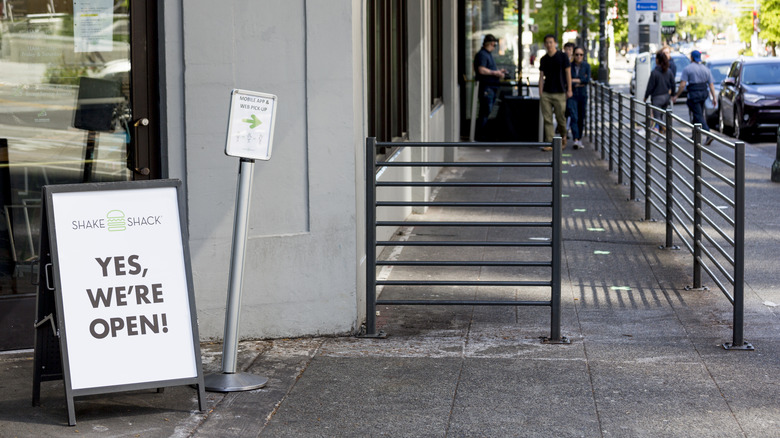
[573,139,581,149]
[541,146,553,152]
[704,137,713,146]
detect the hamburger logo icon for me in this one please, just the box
[106,210,126,232]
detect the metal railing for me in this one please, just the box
[589,82,752,350]
[362,137,567,343]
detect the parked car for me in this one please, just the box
[704,58,735,127]
[718,57,780,139]
[630,52,690,97]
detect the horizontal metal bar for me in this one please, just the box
[670,142,695,161]
[376,280,552,286]
[670,156,694,179]
[377,181,552,188]
[698,193,736,226]
[698,161,735,188]
[376,161,552,168]
[375,299,552,306]
[376,241,552,247]
[700,146,736,167]
[670,170,695,193]
[648,197,666,218]
[669,208,694,238]
[376,260,552,267]
[697,244,735,285]
[670,127,694,144]
[669,111,691,126]
[697,177,735,208]
[670,222,695,253]
[670,195,695,219]
[696,256,735,304]
[697,223,735,264]
[376,201,552,207]
[376,221,552,227]
[374,141,551,148]
[698,209,736,247]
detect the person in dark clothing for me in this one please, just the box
[644,50,675,130]
[662,46,677,88]
[673,50,717,134]
[539,34,572,150]
[473,34,507,140]
[570,46,591,148]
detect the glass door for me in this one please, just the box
[0,0,158,350]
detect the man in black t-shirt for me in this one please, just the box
[473,34,507,140]
[539,34,572,149]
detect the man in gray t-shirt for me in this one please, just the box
[672,50,717,132]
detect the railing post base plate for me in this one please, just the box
[723,342,754,351]
[658,245,680,250]
[356,325,388,339]
[541,336,571,345]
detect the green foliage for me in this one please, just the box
[760,0,780,55]
[675,0,717,40]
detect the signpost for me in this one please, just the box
[204,89,277,392]
[32,180,205,425]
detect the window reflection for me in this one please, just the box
[1,0,132,295]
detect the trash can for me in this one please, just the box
[494,95,541,142]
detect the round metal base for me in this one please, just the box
[204,372,268,392]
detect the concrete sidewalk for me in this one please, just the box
[2,140,779,437]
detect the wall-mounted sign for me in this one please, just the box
[225,89,278,160]
[33,180,205,425]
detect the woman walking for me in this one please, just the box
[644,50,675,131]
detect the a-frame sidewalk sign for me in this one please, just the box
[32,179,205,426]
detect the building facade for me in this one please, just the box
[2,0,526,348]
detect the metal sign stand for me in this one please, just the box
[204,158,269,392]
[205,89,276,392]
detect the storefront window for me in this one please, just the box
[1,1,133,298]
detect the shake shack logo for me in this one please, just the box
[71,210,163,232]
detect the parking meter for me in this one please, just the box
[635,52,652,100]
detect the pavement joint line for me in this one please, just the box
[260,339,326,433]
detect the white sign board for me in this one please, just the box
[48,183,200,390]
[225,89,277,160]
[73,0,114,53]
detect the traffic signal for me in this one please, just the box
[753,10,759,31]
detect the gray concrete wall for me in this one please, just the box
[161,0,461,340]
[172,0,361,339]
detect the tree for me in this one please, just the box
[760,0,780,55]
[676,0,717,41]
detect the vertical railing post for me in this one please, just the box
[594,85,600,151]
[663,113,675,249]
[629,97,637,199]
[606,89,612,162]
[364,137,378,335]
[730,141,748,349]
[588,84,594,143]
[644,102,653,220]
[599,85,605,154]
[550,137,563,342]
[617,93,624,184]
[693,125,703,287]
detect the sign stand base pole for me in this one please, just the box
[205,158,268,392]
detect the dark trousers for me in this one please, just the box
[571,94,587,140]
[686,99,709,131]
[477,86,497,140]
[686,83,710,131]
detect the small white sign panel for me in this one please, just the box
[51,187,197,390]
[225,89,277,160]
